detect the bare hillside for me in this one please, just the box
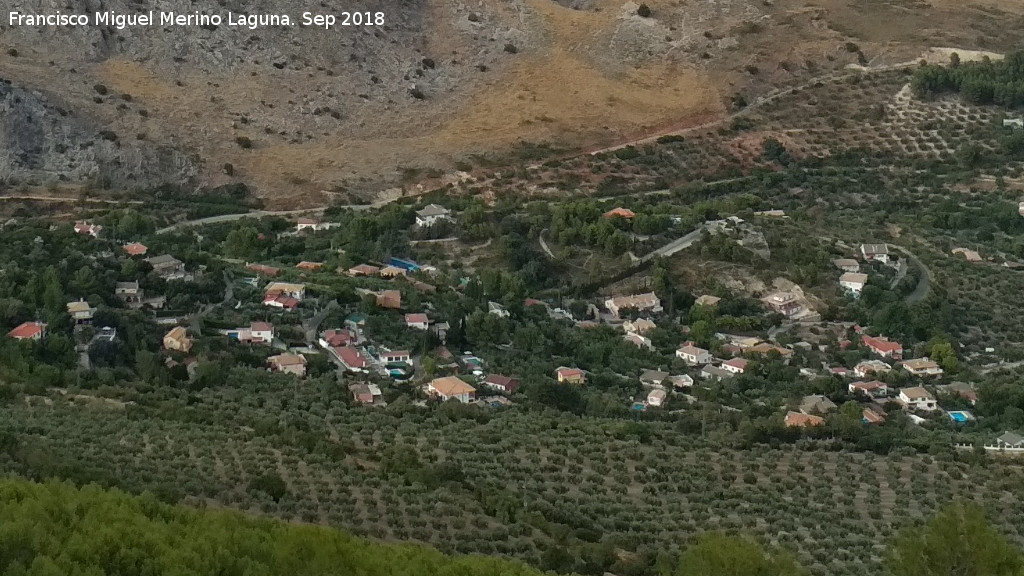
[0,0,1022,205]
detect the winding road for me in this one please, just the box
[889,245,932,303]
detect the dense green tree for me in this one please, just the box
[886,502,1024,576]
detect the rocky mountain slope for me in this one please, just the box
[0,0,1022,205]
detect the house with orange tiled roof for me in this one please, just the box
[428,376,476,403]
[849,380,888,398]
[162,326,193,353]
[376,290,402,309]
[123,242,148,256]
[785,411,824,428]
[603,207,636,220]
[245,264,278,278]
[862,334,903,360]
[348,263,381,277]
[7,321,45,341]
[268,353,307,377]
[556,367,586,385]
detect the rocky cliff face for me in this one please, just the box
[0,76,197,189]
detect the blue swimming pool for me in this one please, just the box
[949,411,972,422]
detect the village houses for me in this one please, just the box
[415,204,453,227]
[405,313,430,330]
[483,374,521,395]
[162,326,194,353]
[676,343,712,365]
[902,358,944,377]
[839,272,868,296]
[849,380,888,398]
[832,258,860,273]
[604,292,662,318]
[899,386,938,411]
[268,353,307,378]
[427,376,477,403]
[556,367,586,385]
[7,321,46,341]
[862,335,903,360]
[66,299,96,324]
[145,254,186,280]
[859,243,891,264]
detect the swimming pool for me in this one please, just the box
[948,411,972,423]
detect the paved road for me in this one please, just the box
[188,270,234,335]
[641,226,706,262]
[0,195,144,205]
[538,229,556,259]
[156,208,329,234]
[889,245,931,303]
[155,197,400,234]
[302,300,339,345]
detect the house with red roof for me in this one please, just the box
[263,292,300,309]
[603,207,636,220]
[348,264,381,277]
[74,221,102,237]
[334,347,368,372]
[381,350,411,364]
[862,335,903,360]
[785,411,824,428]
[556,367,586,385]
[246,263,281,277]
[849,380,889,398]
[122,242,148,256]
[319,329,354,349]
[405,313,429,330]
[483,374,522,394]
[721,357,748,374]
[7,321,45,341]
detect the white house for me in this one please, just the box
[623,318,656,335]
[405,313,430,330]
[647,389,667,407]
[859,243,890,264]
[624,332,653,350]
[839,272,868,296]
[676,344,711,365]
[488,301,510,318]
[849,380,888,397]
[1004,118,1024,128]
[605,292,662,318]
[669,374,694,388]
[901,358,944,377]
[832,258,859,273]
[415,204,453,227]
[899,386,938,411]
[854,360,892,378]
[296,218,333,232]
[721,357,748,374]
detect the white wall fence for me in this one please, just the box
[953,443,1024,453]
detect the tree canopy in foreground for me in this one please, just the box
[0,478,545,576]
[886,501,1024,576]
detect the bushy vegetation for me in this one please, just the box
[912,52,1024,108]
[0,477,545,576]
